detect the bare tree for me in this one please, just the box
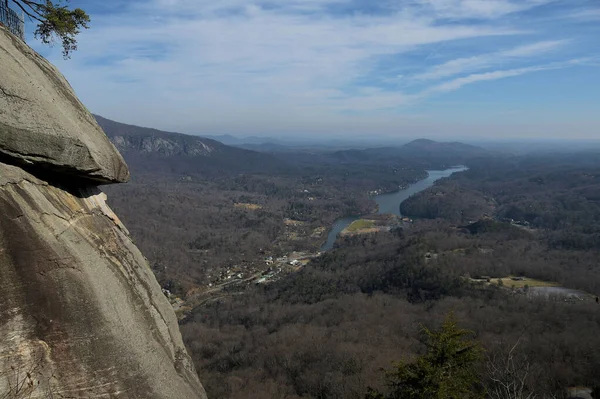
[484,337,538,399]
[1,351,54,399]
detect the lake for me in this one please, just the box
[320,166,468,251]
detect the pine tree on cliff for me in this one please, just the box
[7,0,89,57]
[367,314,483,399]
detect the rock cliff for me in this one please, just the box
[0,26,206,398]
[93,115,291,178]
[0,27,129,184]
[93,115,217,157]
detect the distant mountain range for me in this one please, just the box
[94,115,290,177]
[202,133,433,151]
[95,115,487,176]
[225,136,488,163]
[402,138,486,156]
[322,139,489,168]
[202,134,287,147]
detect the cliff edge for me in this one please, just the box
[0,25,206,398]
[0,26,129,184]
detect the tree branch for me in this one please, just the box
[9,0,44,22]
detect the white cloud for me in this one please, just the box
[501,40,567,57]
[49,3,518,117]
[427,66,550,92]
[31,0,595,136]
[415,0,555,19]
[426,58,590,93]
[412,40,568,81]
[565,8,600,21]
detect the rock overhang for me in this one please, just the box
[0,25,129,185]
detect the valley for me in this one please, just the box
[98,116,439,292]
[3,2,599,398]
[97,116,600,398]
[98,116,480,315]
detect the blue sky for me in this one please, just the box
[25,0,600,140]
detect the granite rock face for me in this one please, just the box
[0,25,129,184]
[0,25,205,399]
[0,163,206,398]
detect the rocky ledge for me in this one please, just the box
[0,26,129,184]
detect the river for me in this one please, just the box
[320,166,468,251]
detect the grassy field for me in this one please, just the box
[234,203,263,210]
[346,219,376,232]
[284,218,305,226]
[493,277,559,289]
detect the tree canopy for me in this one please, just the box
[367,314,483,399]
[9,0,89,58]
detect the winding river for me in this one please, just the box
[321,166,468,251]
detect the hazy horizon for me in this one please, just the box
[28,0,600,140]
[95,114,600,148]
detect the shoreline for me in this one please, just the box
[320,166,468,251]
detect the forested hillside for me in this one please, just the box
[179,152,600,398]
[98,117,600,398]
[95,115,291,177]
[183,221,600,398]
[100,118,435,292]
[402,153,600,252]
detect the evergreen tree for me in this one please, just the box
[367,314,483,399]
[8,0,89,57]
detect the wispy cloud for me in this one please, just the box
[50,2,519,111]
[412,40,568,81]
[435,57,592,90]
[428,64,553,93]
[415,0,556,19]
[29,0,600,138]
[566,9,600,21]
